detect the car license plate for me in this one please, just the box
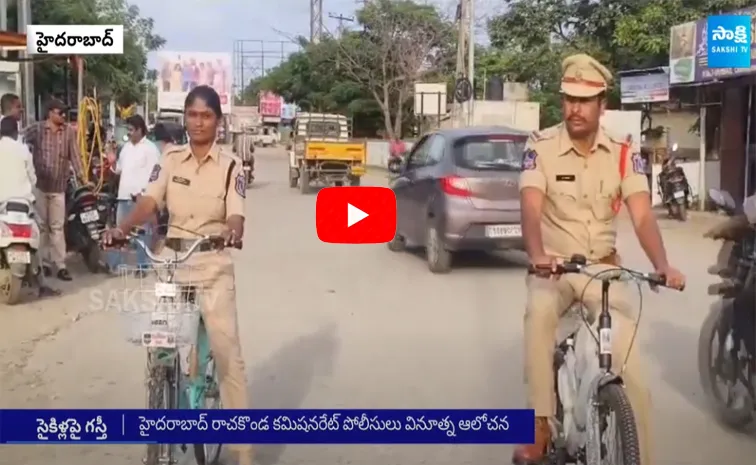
[243,166,251,171]
[5,250,30,264]
[673,191,685,199]
[154,282,178,298]
[485,224,521,238]
[80,210,99,223]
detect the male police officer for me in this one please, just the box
[514,54,686,464]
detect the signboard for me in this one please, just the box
[259,92,282,117]
[669,7,756,85]
[620,71,670,103]
[156,51,232,113]
[281,103,298,120]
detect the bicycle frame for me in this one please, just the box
[123,236,223,464]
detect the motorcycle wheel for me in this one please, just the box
[0,269,23,305]
[245,171,253,189]
[697,300,755,429]
[677,202,688,221]
[82,242,102,273]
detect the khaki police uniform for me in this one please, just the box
[144,144,253,464]
[517,54,653,464]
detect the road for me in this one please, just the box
[1,146,755,464]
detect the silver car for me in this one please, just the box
[387,126,527,273]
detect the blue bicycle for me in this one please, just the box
[112,234,236,465]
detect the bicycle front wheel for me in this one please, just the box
[144,359,178,465]
[193,357,223,465]
[586,383,641,465]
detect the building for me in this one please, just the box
[668,7,756,205]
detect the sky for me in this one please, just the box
[131,0,495,89]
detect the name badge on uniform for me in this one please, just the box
[556,174,575,182]
[172,176,191,186]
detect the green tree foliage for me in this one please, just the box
[247,0,753,133]
[251,0,452,138]
[483,0,752,127]
[11,0,164,107]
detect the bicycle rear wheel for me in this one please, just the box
[193,357,223,465]
[144,356,178,465]
[585,383,641,465]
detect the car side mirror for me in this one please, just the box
[388,157,403,174]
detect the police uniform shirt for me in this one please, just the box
[519,123,649,261]
[144,144,246,240]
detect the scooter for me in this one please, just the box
[657,143,692,221]
[698,188,756,430]
[0,198,41,304]
[65,178,105,273]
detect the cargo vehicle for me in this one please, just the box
[288,113,366,194]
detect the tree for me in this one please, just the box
[11,0,165,106]
[483,0,752,127]
[336,0,452,138]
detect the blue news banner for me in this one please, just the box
[0,409,535,445]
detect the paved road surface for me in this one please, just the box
[2,147,755,464]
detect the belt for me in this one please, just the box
[596,250,621,267]
[164,238,220,253]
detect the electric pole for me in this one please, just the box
[328,13,355,36]
[454,0,475,127]
[310,0,323,43]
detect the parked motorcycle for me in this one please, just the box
[0,198,41,304]
[65,179,105,273]
[657,143,692,221]
[698,188,756,429]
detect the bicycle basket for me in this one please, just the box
[115,265,204,349]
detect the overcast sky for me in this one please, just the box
[131,0,494,88]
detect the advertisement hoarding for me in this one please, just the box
[157,51,232,113]
[259,92,282,117]
[668,7,756,85]
[620,71,670,103]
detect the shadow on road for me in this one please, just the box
[644,319,707,412]
[249,324,340,465]
[403,249,528,271]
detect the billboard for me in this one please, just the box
[157,51,232,113]
[669,7,756,85]
[619,70,670,103]
[259,92,282,117]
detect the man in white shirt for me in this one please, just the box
[105,114,160,275]
[0,117,60,296]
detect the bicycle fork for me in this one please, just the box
[598,280,612,371]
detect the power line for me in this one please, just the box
[328,13,355,35]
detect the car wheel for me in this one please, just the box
[387,233,405,252]
[425,223,452,273]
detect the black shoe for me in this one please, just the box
[42,265,52,277]
[57,269,72,281]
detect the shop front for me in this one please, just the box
[669,7,756,205]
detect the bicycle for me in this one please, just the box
[109,232,241,465]
[528,254,682,465]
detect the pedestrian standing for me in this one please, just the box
[1,93,25,145]
[105,114,160,275]
[23,99,86,282]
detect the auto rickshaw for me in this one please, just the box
[288,112,366,194]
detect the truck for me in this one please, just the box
[230,106,261,153]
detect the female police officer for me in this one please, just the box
[103,86,253,465]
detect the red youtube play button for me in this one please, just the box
[316,187,396,244]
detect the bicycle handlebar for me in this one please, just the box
[527,262,684,291]
[105,234,242,265]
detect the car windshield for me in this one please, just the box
[455,135,526,171]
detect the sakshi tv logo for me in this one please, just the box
[706,15,752,68]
